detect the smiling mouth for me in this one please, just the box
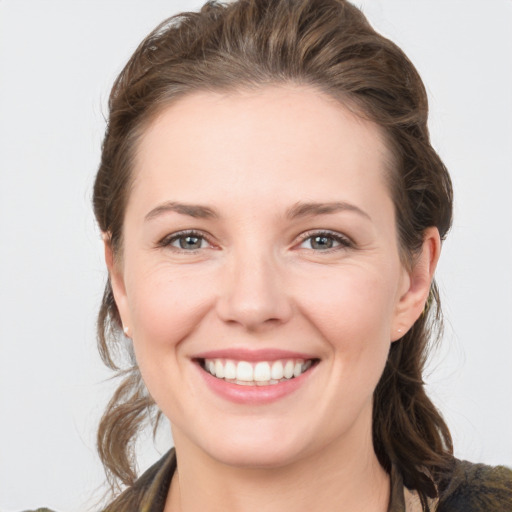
[196,358,320,386]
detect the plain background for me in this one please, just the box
[1,1,511,510]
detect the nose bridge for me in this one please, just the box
[216,241,292,329]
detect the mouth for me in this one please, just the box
[195,357,320,386]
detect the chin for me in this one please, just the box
[190,422,316,470]
[210,442,305,469]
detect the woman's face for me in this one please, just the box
[110,86,433,468]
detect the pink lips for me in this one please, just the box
[192,348,319,404]
[193,348,317,362]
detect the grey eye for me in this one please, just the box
[298,231,351,251]
[309,235,335,250]
[175,235,205,250]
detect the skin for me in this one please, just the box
[106,85,440,512]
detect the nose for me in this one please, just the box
[215,250,293,331]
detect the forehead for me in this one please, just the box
[131,85,393,216]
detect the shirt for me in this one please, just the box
[26,449,512,512]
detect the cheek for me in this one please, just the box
[125,264,217,357]
[298,266,398,339]
[294,265,399,390]
[122,265,219,414]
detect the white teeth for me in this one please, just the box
[224,360,237,380]
[215,360,225,379]
[284,360,294,379]
[202,358,315,385]
[236,361,253,381]
[271,360,284,380]
[254,362,271,381]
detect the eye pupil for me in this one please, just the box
[311,235,333,250]
[180,235,202,249]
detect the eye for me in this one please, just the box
[298,231,352,251]
[159,230,211,252]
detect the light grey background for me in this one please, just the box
[1,1,511,510]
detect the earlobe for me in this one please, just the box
[391,227,441,341]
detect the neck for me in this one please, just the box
[165,420,390,512]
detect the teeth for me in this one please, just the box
[202,358,314,385]
[284,360,294,379]
[215,360,224,379]
[236,361,253,381]
[224,360,236,380]
[254,362,271,381]
[271,360,284,380]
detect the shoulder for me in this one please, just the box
[437,458,512,511]
[102,448,176,511]
[21,450,176,512]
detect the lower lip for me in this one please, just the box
[195,362,317,404]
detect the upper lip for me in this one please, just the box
[192,348,319,362]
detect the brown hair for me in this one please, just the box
[93,0,454,507]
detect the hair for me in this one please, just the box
[93,0,454,508]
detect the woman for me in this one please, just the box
[28,0,512,510]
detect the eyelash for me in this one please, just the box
[158,230,213,253]
[157,229,353,254]
[296,230,353,252]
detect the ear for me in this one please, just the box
[391,227,441,342]
[103,233,132,336]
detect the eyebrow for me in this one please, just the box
[144,201,218,221]
[285,201,371,221]
[144,200,371,222]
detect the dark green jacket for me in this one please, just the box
[26,449,512,511]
